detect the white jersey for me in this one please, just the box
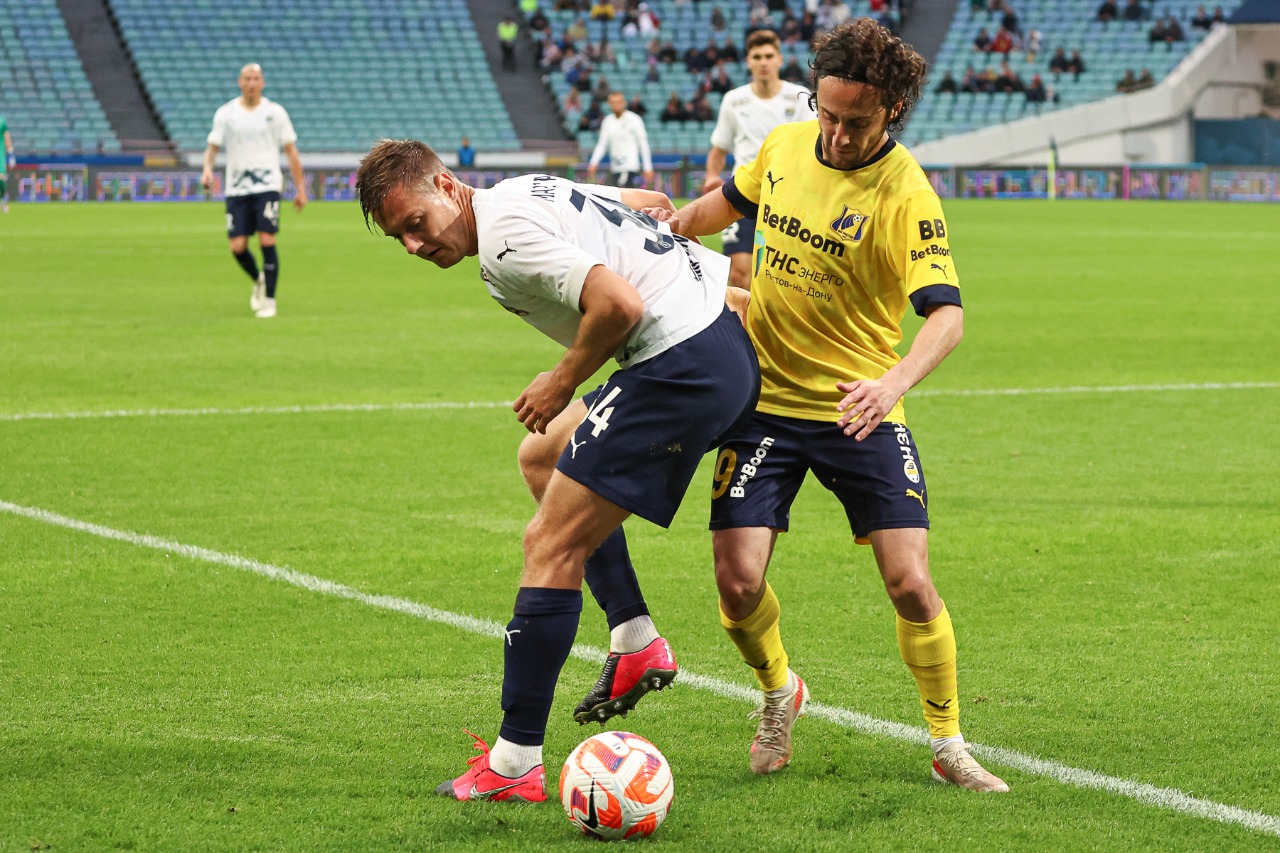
[588,110,653,175]
[207,96,298,197]
[709,82,814,166]
[472,174,728,368]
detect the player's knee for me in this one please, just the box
[713,558,762,613]
[228,237,248,254]
[517,433,558,500]
[884,572,938,619]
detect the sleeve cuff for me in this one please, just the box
[909,284,962,317]
[722,176,758,220]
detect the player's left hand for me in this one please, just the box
[642,170,655,187]
[514,371,575,433]
[293,192,308,212]
[835,377,906,441]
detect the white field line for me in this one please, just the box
[2,499,1279,839]
[1,382,1276,422]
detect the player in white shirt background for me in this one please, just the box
[702,30,816,289]
[201,63,307,319]
[355,138,758,804]
[586,91,654,189]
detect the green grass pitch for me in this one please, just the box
[1,198,1278,851]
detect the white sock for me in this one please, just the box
[610,615,659,654]
[931,734,965,754]
[764,669,797,700]
[489,737,543,777]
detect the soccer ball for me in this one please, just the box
[560,731,674,840]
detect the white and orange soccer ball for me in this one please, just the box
[560,731,674,841]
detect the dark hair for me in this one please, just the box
[809,18,928,132]
[356,138,448,231]
[745,29,781,52]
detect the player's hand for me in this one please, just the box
[701,176,723,195]
[835,377,907,441]
[5,152,14,170]
[586,165,598,183]
[725,286,750,325]
[293,192,308,213]
[514,371,575,434]
[200,168,213,190]
[642,169,654,187]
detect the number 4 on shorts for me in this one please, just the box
[584,386,622,437]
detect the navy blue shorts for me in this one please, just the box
[719,216,755,256]
[225,191,281,238]
[556,308,760,528]
[709,411,930,541]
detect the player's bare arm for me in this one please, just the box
[513,265,644,434]
[619,187,674,215]
[284,142,307,211]
[836,304,963,440]
[200,143,219,188]
[642,187,740,238]
[702,146,728,194]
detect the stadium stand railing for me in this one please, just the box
[0,0,121,154]
[107,0,520,153]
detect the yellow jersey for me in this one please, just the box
[724,120,961,424]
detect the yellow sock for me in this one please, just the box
[720,582,790,692]
[896,602,960,740]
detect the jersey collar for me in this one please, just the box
[814,134,896,172]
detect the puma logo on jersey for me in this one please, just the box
[930,263,949,279]
[497,240,517,261]
[765,171,784,191]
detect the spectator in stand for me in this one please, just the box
[529,7,551,37]
[818,0,852,32]
[935,70,959,94]
[995,60,1024,92]
[586,41,617,66]
[563,86,582,114]
[1024,28,1042,62]
[1162,16,1185,47]
[628,94,649,118]
[960,65,980,92]
[1096,0,1118,23]
[1116,68,1137,92]
[638,2,661,36]
[644,58,662,83]
[780,56,806,83]
[973,27,992,52]
[707,62,735,94]
[989,26,1014,57]
[702,39,723,70]
[685,44,709,73]
[566,16,589,42]
[799,9,817,43]
[658,40,678,63]
[744,6,772,41]
[688,91,714,122]
[1134,67,1154,90]
[1148,18,1167,46]
[1067,50,1086,80]
[979,65,999,92]
[1211,6,1226,25]
[1191,5,1212,29]
[620,7,642,39]
[457,136,476,168]
[720,39,741,63]
[578,96,604,131]
[998,1,1020,35]
[1024,74,1048,103]
[781,12,802,45]
[660,92,688,123]
[1048,46,1069,77]
[1122,0,1145,22]
[590,0,616,20]
[711,5,726,31]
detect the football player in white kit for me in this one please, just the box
[201,63,307,318]
[702,30,815,289]
[586,91,654,189]
[355,139,758,804]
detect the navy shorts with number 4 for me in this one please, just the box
[710,411,930,542]
[225,191,281,238]
[556,308,760,528]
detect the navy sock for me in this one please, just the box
[261,245,278,297]
[498,587,582,746]
[584,527,649,629]
[233,250,259,280]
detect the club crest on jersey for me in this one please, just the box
[830,205,869,242]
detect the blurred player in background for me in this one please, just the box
[1,113,13,213]
[356,139,758,803]
[201,63,307,319]
[702,29,814,289]
[649,18,1010,792]
[587,91,654,188]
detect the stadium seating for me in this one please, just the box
[542,1,891,155]
[903,0,1244,147]
[107,0,520,153]
[0,0,120,154]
